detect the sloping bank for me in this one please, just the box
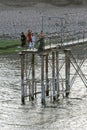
[0,39,22,54]
[0,44,19,49]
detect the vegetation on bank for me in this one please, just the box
[0,39,24,54]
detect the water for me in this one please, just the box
[0,54,87,130]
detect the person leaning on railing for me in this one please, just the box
[37,31,45,52]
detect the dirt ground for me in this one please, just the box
[0,1,87,39]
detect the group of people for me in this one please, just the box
[21,30,35,49]
[21,30,45,52]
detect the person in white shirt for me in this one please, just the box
[31,33,35,49]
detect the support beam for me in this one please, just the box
[56,51,60,98]
[64,49,71,98]
[41,55,45,105]
[45,54,49,96]
[20,53,25,105]
[31,53,35,100]
[52,51,56,101]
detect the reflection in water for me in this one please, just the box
[0,54,87,130]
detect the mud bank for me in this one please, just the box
[0,2,87,39]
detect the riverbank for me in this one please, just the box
[0,40,22,54]
[0,2,87,39]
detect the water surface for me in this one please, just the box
[0,54,87,130]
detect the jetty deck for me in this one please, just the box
[22,37,87,53]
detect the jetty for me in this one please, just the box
[19,35,87,105]
[18,14,87,105]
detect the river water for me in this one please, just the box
[0,53,87,130]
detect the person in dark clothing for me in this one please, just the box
[21,32,26,47]
[37,31,45,52]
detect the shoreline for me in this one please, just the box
[0,3,87,39]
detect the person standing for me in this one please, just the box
[37,31,45,52]
[31,33,35,49]
[21,32,26,47]
[27,30,32,49]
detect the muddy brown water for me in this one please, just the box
[0,48,87,130]
[0,1,87,129]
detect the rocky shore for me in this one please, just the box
[0,1,87,39]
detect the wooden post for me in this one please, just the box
[52,51,56,101]
[41,55,45,104]
[56,51,60,98]
[45,54,49,96]
[31,53,35,100]
[20,53,25,105]
[64,49,71,98]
